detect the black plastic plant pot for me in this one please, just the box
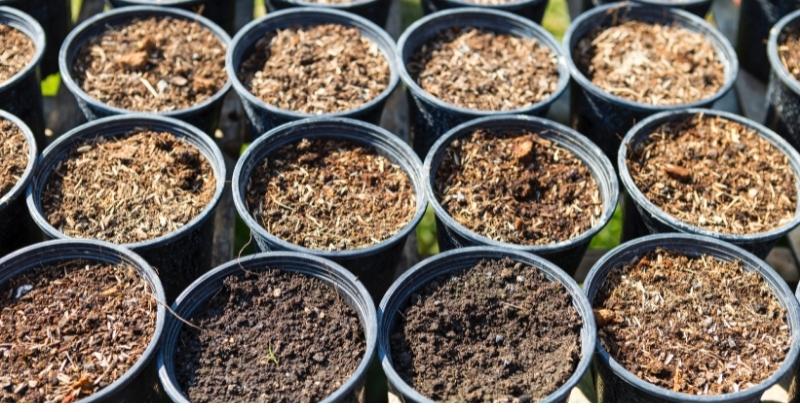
[157,251,378,402]
[588,0,712,16]
[0,0,70,75]
[0,239,167,402]
[232,117,427,302]
[378,246,597,403]
[618,109,800,259]
[59,6,232,137]
[107,0,236,33]
[584,233,800,402]
[265,0,392,28]
[793,284,800,402]
[398,8,569,157]
[425,115,619,276]
[228,8,399,137]
[0,110,37,257]
[738,0,800,83]
[420,0,548,24]
[26,115,226,302]
[564,3,738,161]
[767,9,800,152]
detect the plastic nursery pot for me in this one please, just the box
[0,0,70,75]
[618,109,800,259]
[25,115,226,302]
[564,3,738,161]
[233,117,427,302]
[766,9,800,152]
[265,0,392,28]
[378,246,597,403]
[425,115,619,276]
[420,0,548,24]
[793,284,800,402]
[0,239,167,402]
[157,251,378,402]
[398,8,569,157]
[0,110,37,257]
[59,6,232,136]
[584,233,800,402]
[587,0,712,17]
[738,0,800,83]
[107,0,237,33]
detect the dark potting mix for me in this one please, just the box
[245,138,416,251]
[240,24,390,114]
[778,28,800,81]
[409,27,559,111]
[627,115,797,234]
[41,130,217,244]
[0,119,28,199]
[435,129,603,245]
[391,258,582,402]
[174,269,365,402]
[72,16,227,112]
[0,260,157,402]
[594,249,790,395]
[0,23,34,85]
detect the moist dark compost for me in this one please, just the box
[594,249,791,395]
[174,269,365,402]
[245,138,416,251]
[240,24,390,114]
[41,130,217,244]
[0,24,34,84]
[574,20,725,105]
[73,16,227,112]
[435,129,603,245]
[409,28,559,111]
[0,119,28,199]
[627,115,797,234]
[0,260,156,403]
[778,28,800,81]
[391,258,582,402]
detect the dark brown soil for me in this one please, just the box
[594,249,791,395]
[409,28,559,111]
[0,260,156,403]
[42,130,217,244]
[778,28,800,81]
[627,115,797,234]
[0,24,34,85]
[391,258,582,402]
[0,119,28,199]
[575,20,725,105]
[436,129,603,245]
[175,268,365,402]
[240,24,390,114]
[245,138,416,251]
[73,16,227,112]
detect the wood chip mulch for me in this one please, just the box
[0,23,34,84]
[0,119,28,199]
[778,28,800,81]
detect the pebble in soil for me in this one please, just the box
[391,258,583,402]
[409,27,559,111]
[436,128,603,245]
[627,115,797,235]
[175,268,365,402]
[594,249,791,395]
[73,16,227,112]
[0,260,156,403]
[240,24,390,114]
[0,24,34,85]
[245,138,416,251]
[0,119,28,199]
[778,27,800,81]
[42,130,217,244]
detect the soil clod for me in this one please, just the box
[0,24,34,85]
[0,119,28,199]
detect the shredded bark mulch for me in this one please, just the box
[409,27,559,111]
[594,249,791,395]
[575,20,725,105]
[175,268,365,402]
[240,24,390,114]
[627,115,797,234]
[0,119,28,199]
[436,129,603,245]
[778,28,800,81]
[73,16,227,112]
[0,24,34,85]
[391,258,582,402]
[0,260,156,403]
[42,130,217,244]
[246,138,416,251]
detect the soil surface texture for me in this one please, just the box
[409,27,559,111]
[0,260,156,402]
[42,130,217,244]
[246,138,416,251]
[73,16,227,112]
[779,28,800,81]
[391,258,582,402]
[594,249,790,395]
[627,115,797,234]
[175,268,365,402]
[0,24,34,85]
[240,24,390,114]
[0,119,28,199]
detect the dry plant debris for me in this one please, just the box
[246,138,416,251]
[240,24,390,114]
[778,28,800,81]
[594,249,790,395]
[436,129,603,245]
[391,258,582,402]
[0,119,28,199]
[0,24,34,85]
[73,16,227,112]
[42,130,217,244]
[627,115,797,234]
[0,260,156,402]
